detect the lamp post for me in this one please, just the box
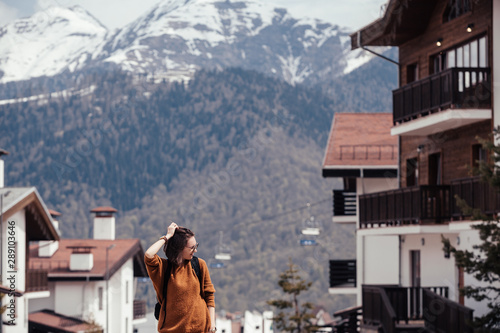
[105,244,115,333]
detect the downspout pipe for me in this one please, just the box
[356,31,399,66]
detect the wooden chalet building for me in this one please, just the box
[324,0,500,332]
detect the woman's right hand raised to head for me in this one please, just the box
[166,221,178,239]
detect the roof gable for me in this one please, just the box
[350,0,438,49]
[1,187,59,241]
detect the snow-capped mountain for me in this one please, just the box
[0,6,108,83]
[0,0,373,85]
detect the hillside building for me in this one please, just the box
[323,0,499,332]
[28,207,148,333]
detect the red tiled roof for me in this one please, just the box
[29,239,147,280]
[322,113,398,168]
[29,310,103,333]
[90,206,118,213]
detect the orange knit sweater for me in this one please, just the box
[145,254,215,333]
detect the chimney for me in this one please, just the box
[68,246,95,271]
[0,149,9,188]
[91,206,118,240]
[38,210,61,257]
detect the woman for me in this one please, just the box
[145,222,216,333]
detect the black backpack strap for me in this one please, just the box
[190,256,203,296]
[162,260,172,302]
[159,260,172,326]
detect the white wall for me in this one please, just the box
[29,282,56,312]
[400,234,457,295]
[262,311,274,333]
[244,311,263,333]
[363,235,399,285]
[216,317,232,333]
[356,177,398,196]
[2,209,28,332]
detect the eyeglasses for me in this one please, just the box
[186,243,199,252]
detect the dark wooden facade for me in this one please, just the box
[397,0,493,189]
[398,0,492,86]
[400,120,490,188]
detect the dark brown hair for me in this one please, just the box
[163,227,195,266]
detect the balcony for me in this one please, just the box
[359,185,451,228]
[362,285,472,333]
[133,300,147,320]
[451,177,500,218]
[329,260,356,289]
[359,177,500,228]
[332,190,356,223]
[26,269,49,292]
[392,67,491,136]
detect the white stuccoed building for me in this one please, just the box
[28,207,148,333]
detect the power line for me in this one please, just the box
[232,197,331,229]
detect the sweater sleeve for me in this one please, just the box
[144,254,166,303]
[199,258,216,308]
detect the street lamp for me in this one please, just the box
[105,244,115,333]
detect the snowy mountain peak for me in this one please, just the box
[0,5,108,83]
[0,0,376,85]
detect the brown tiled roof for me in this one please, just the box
[29,310,103,333]
[322,113,398,168]
[29,239,147,280]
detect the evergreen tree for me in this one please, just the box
[442,129,500,331]
[267,259,318,333]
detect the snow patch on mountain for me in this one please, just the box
[0,6,108,83]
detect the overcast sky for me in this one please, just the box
[0,0,387,32]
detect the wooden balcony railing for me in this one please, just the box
[423,288,473,333]
[393,67,491,124]
[333,190,356,217]
[329,260,356,288]
[26,269,49,292]
[359,185,451,228]
[133,299,147,320]
[362,286,467,333]
[362,285,397,333]
[359,177,500,227]
[451,176,500,219]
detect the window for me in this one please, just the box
[443,0,471,22]
[98,287,104,310]
[406,158,418,187]
[407,63,418,83]
[428,153,442,186]
[472,144,487,169]
[410,250,421,287]
[431,36,488,74]
[126,281,129,304]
